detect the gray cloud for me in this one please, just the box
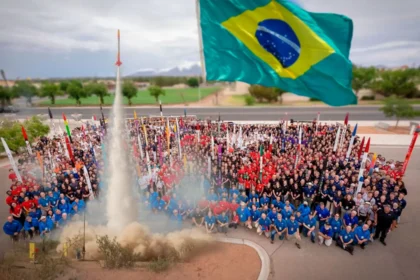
[0,0,419,79]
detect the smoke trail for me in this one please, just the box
[106,67,138,231]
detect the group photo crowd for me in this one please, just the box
[3,115,409,256]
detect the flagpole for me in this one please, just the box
[195,0,207,84]
[1,138,23,182]
[345,124,358,160]
[355,138,370,197]
[401,125,420,176]
[333,127,341,153]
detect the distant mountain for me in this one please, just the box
[127,64,202,77]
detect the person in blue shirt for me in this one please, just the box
[343,210,359,230]
[3,216,22,241]
[354,224,371,249]
[270,213,287,244]
[303,183,316,208]
[239,191,249,204]
[72,198,86,212]
[318,221,333,246]
[248,190,259,202]
[217,211,229,234]
[302,212,317,243]
[297,201,311,219]
[260,193,270,208]
[257,213,271,238]
[315,202,331,229]
[205,211,216,234]
[23,216,36,239]
[250,204,261,228]
[267,208,278,224]
[207,189,218,202]
[217,185,228,198]
[236,202,251,229]
[149,189,158,206]
[229,185,240,199]
[336,225,355,255]
[295,211,304,233]
[58,199,70,214]
[329,213,343,240]
[281,205,294,221]
[57,213,69,228]
[170,209,183,230]
[286,215,301,249]
[283,200,296,211]
[152,196,166,213]
[271,196,284,211]
[248,197,260,210]
[38,216,52,238]
[47,191,59,209]
[38,192,50,212]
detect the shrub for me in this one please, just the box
[309,98,320,102]
[147,257,174,273]
[361,95,375,101]
[244,95,255,106]
[96,235,139,269]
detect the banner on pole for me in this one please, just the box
[1,138,23,182]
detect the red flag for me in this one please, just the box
[357,137,365,159]
[93,115,97,121]
[65,136,74,162]
[62,113,67,122]
[365,138,371,153]
[21,126,28,141]
[402,126,419,176]
[344,113,349,125]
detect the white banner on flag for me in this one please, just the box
[1,138,23,182]
[83,165,95,199]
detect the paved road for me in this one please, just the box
[7,105,420,121]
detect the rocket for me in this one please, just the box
[116,29,122,66]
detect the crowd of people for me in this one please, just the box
[3,116,409,256]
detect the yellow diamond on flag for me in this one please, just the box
[221,1,335,79]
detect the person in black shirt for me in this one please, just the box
[192,207,204,227]
[374,204,394,246]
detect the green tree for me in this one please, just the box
[0,116,49,153]
[248,85,278,103]
[186,77,199,88]
[39,82,62,104]
[148,86,165,103]
[67,81,88,105]
[379,95,418,127]
[12,81,38,106]
[372,70,418,98]
[0,86,16,108]
[85,82,109,105]
[59,80,70,92]
[352,65,376,97]
[122,81,138,106]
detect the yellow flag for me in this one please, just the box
[133,111,137,119]
[29,242,35,260]
[63,242,68,257]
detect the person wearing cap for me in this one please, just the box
[336,225,354,255]
[353,223,371,249]
[357,202,373,225]
[286,215,301,249]
[270,213,287,244]
[302,212,317,243]
[374,204,395,246]
[38,216,50,238]
[318,221,333,246]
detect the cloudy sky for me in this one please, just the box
[0,0,419,79]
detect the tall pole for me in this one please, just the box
[355,138,370,197]
[82,209,86,260]
[402,125,419,176]
[195,0,207,85]
[346,124,358,160]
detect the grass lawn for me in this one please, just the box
[39,87,220,106]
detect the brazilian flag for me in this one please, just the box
[198,0,356,106]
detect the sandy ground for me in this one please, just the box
[60,243,260,280]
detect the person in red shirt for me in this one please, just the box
[8,169,17,181]
[5,191,14,206]
[229,211,240,229]
[9,202,24,225]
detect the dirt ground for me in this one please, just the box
[357,126,410,134]
[61,243,260,280]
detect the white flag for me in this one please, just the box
[83,165,95,199]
